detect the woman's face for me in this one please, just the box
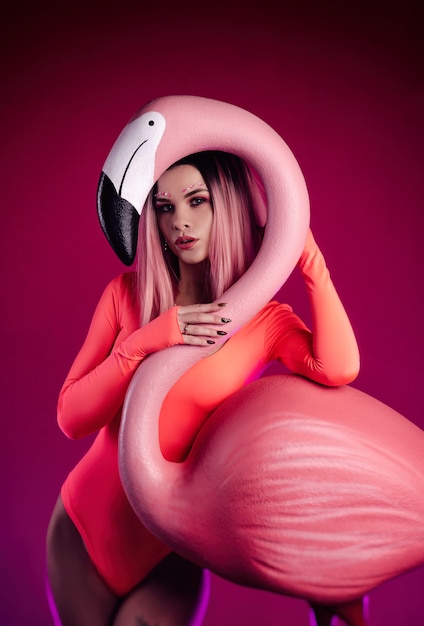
[154,165,213,266]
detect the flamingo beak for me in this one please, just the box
[97,172,139,266]
[96,109,167,265]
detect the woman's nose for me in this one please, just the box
[172,208,190,231]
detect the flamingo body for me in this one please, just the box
[122,373,424,603]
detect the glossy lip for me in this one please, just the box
[175,236,198,250]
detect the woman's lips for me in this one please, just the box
[175,237,198,250]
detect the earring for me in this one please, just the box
[163,240,168,252]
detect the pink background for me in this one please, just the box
[1,0,423,624]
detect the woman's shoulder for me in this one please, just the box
[98,271,139,320]
[241,300,295,333]
[257,300,294,319]
[238,301,304,350]
[254,300,307,332]
[266,300,293,311]
[102,271,137,298]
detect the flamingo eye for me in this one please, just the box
[148,120,154,126]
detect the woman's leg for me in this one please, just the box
[309,597,368,626]
[46,495,119,626]
[113,553,210,626]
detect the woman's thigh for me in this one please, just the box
[113,553,210,626]
[46,495,119,626]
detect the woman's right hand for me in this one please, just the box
[176,303,232,346]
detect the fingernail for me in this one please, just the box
[217,331,227,336]
[217,302,227,307]
[221,318,231,323]
[207,340,215,344]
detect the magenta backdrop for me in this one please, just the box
[1,0,423,624]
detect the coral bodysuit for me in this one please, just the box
[58,233,359,596]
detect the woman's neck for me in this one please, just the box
[175,261,209,306]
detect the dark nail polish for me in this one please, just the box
[207,340,215,344]
[217,330,227,336]
[221,318,231,323]
[217,302,227,307]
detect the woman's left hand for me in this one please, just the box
[176,303,231,346]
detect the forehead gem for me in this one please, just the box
[154,191,171,198]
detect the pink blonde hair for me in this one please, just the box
[136,151,265,326]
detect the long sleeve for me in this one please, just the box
[272,230,360,386]
[58,275,184,439]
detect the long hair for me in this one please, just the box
[136,150,265,326]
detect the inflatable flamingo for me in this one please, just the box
[97,96,424,608]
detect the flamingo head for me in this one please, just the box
[97,95,309,270]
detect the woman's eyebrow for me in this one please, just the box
[153,186,209,201]
[182,182,208,194]
[183,187,209,198]
[154,191,171,199]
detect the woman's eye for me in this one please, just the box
[156,204,173,214]
[190,196,206,206]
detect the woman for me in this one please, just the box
[46,150,362,626]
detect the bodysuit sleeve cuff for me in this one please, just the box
[114,306,183,366]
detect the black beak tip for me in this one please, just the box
[97,172,140,266]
